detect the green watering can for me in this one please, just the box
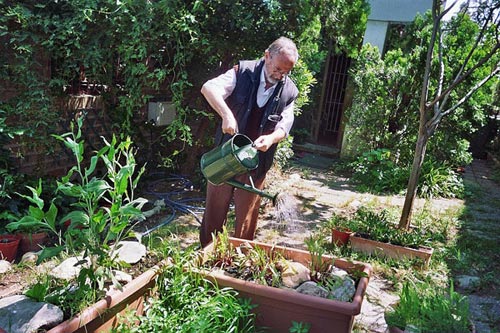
[200,134,279,205]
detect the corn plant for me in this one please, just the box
[50,118,147,291]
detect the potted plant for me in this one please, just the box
[5,180,59,253]
[193,232,372,333]
[327,214,356,246]
[0,211,21,262]
[385,281,474,333]
[0,234,20,262]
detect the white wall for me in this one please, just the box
[363,0,433,53]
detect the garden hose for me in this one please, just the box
[140,173,205,236]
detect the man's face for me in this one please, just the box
[264,51,295,84]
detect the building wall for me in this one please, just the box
[4,95,115,178]
[363,0,433,52]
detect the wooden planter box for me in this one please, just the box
[47,264,161,333]
[198,237,372,333]
[350,235,433,267]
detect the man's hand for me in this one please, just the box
[253,134,275,152]
[222,114,238,135]
[254,128,287,152]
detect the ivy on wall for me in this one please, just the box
[0,0,369,177]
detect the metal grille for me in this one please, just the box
[318,53,351,146]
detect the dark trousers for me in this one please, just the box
[199,173,265,247]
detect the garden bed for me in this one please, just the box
[47,263,163,333]
[195,237,372,333]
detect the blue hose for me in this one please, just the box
[140,174,205,236]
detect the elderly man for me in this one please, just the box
[200,36,299,247]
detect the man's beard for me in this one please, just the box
[266,74,278,85]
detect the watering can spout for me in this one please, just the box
[225,179,279,206]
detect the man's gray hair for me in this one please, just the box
[267,37,299,62]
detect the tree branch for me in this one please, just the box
[428,41,500,108]
[442,64,500,117]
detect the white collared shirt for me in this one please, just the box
[202,65,295,136]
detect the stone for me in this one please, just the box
[142,199,166,218]
[113,270,132,283]
[0,260,12,274]
[296,281,329,298]
[329,266,349,279]
[50,256,89,280]
[456,275,481,290]
[280,260,310,289]
[328,276,356,302]
[20,252,39,264]
[114,241,147,264]
[0,295,63,333]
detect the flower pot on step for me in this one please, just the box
[350,234,433,267]
[197,237,372,333]
[0,235,20,262]
[47,263,162,333]
[19,231,49,253]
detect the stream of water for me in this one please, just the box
[273,192,302,233]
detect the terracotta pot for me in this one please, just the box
[0,235,20,262]
[198,237,372,333]
[19,232,49,253]
[47,263,162,333]
[350,235,433,267]
[332,228,354,246]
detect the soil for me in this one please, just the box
[1,154,499,332]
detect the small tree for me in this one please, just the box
[399,0,500,228]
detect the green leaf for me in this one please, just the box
[60,211,89,226]
[36,246,65,265]
[85,155,99,178]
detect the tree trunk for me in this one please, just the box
[399,128,430,229]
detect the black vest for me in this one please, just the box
[215,59,298,178]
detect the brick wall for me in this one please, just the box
[5,95,115,178]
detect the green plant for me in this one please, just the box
[5,179,60,238]
[274,135,295,171]
[347,207,432,249]
[113,250,259,333]
[304,235,332,281]
[326,213,356,232]
[24,273,95,319]
[289,321,311,333]
[244,243,283,287]
[205,228,285,288]
[291,127,310,144]
[418,160,465,199]
[43,118,147,292]
[385,281,471,333]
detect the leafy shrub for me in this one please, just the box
[274,135,295,171]
[349,149,464,198]
[385,282,470,333]
[349,149,408,194]
[419,160,465,199]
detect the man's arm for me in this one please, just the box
[201,68,238,135]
